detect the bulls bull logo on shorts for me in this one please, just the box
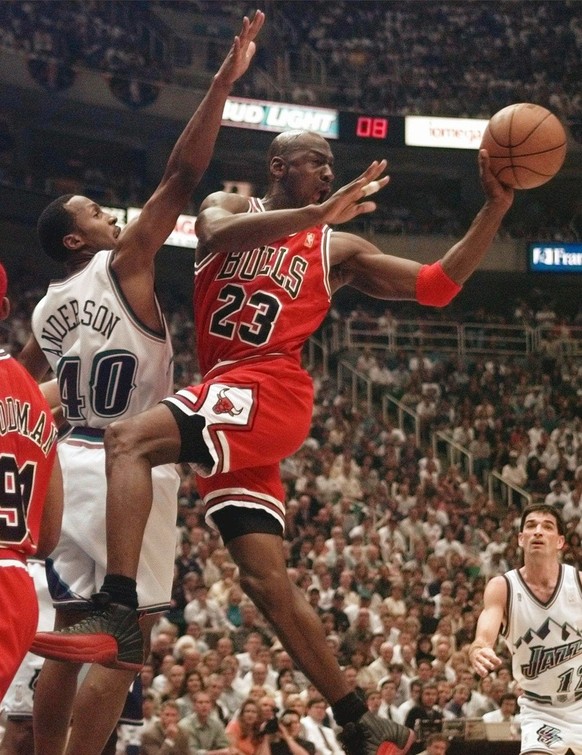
[212,387,243,416]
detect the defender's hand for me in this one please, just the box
[216,10,265,86]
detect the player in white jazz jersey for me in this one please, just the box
[470,503,582,755]
[18,12,264,755]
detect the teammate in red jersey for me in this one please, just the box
[32,130,513,755]
[0,262,63,701]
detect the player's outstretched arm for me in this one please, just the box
[434,149,514,286]
[328,149,515,303]
[469,576,507,677]
[195,160,389,259]
[115,10,265,268]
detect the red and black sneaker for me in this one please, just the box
[31,593,144,671]
[339,712,416,755]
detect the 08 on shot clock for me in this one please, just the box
[338,112,405,145]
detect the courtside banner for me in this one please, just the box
[528,242,582,273]
[222,96,339,139]
[405,116,488,149]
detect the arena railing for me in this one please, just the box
[381,393,421,447]
[432,430,474,477]
[344,319,575,357]
[336,358,419,442]
[336,358,535,511]
[337,360,373,414]
[488,471,532,512]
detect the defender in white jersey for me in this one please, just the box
[18,12,264,755]
[30,248,178,611]
[470,503,582,755]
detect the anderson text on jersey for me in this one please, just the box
[39,299,121,357]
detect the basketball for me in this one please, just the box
[480,103,567,189]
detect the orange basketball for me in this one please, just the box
[480,103,567,189]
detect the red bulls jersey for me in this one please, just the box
[194,198,333,376]
[0,350,58,557]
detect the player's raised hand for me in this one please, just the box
[216,10,265,86]
[317,160,389,226]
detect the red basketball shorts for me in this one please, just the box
[164,356,313,530]
[0,563,38,700]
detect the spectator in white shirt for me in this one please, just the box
[183,583,230,630]
[301,697,344,755]
[377,678,403,723]
[501,451,527,489]
[482,693,519,723]
[544,480,571,510]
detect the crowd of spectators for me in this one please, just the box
[2,1,580,126]
[0,0,580,131]
[276,1,582,125]
[0,2,580,240]
[0,0,169,85]
[0,4,580,752]
[1,276,580,752]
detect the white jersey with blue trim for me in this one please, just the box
[503,563,582,706]
[31,250,173,428]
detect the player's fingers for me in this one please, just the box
[345,161,388,196]
[354,200,378,215]
[359,159,388,183]
[248,10,265,36]
[361,176,390,196]
[350,160,385,185]
[238,15,250,38]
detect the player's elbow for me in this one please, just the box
[195,208,230,255]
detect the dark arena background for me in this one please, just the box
[0,3,580,753]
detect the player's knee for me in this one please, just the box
[240,567,291,610]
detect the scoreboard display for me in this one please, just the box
[338,112,405,145]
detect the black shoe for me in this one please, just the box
[339,712,416,755]
[31,593,144,671]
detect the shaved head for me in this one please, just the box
[267,130,328,164]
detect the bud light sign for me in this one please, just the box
[528,243,582,273]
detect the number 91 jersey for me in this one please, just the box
[0,352,57,555]
[194,198,333,377]
[31,250,174,428]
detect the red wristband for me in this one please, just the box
[415,262,461,307]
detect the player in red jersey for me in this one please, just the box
[32,130,513,755]
[0,262,63,701]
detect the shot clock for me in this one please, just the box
[338,112,405,145]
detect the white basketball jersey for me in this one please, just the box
[31,250,173,427]
[503,564,582,706]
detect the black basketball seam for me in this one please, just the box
[510,109,553,148]
[509,107,519,187]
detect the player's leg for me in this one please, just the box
[104,403,183,581]
[32,606,88,755]
[63,614,154,755]
[226,528,348,702]
[223,526,415,755]
[62,664,135,755]
[0,719,34,755]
